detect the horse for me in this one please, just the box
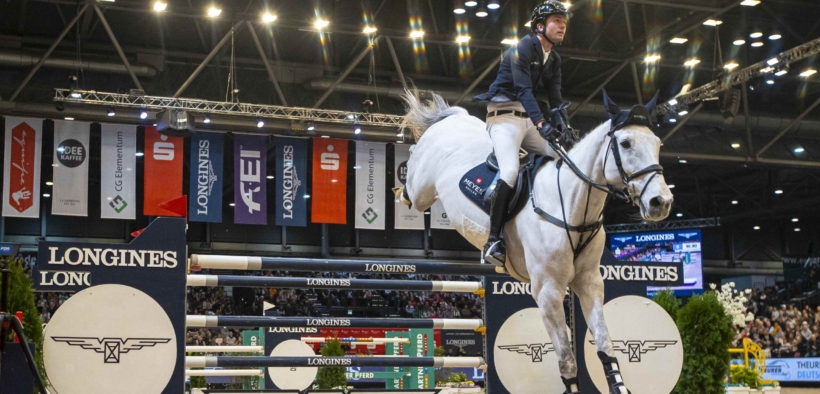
[397,91,673,394]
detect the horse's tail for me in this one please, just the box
[401,89,469,141]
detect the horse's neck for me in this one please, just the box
[539,123,611,225]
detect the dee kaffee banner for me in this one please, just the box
[234,134,267,225]
[354,141,386,230]
[2,117,42,218]
[144,126,183,216]
[100,124,137,219]
[312,138,348,224]
[189,132,224,223]
[394,144,424,230]
[275,137,308,227]
[52,120,90,216]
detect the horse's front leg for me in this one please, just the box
[529,255,579,394]
[570,262,631,394]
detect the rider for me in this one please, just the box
[474,1,575,267]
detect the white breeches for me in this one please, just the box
[487,113,556,187]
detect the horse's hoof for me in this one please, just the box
[561,376,580,394]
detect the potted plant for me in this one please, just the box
[1,256,48,386]
[728,366,760,393]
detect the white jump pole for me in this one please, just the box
[185,369,263,377]
[301,337,411,344]
[186,346,264,353]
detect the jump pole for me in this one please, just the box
[185,369,263,377]
[186,346,264,353]
[187,275,482,293]
[186,356,486,368]
[186,315,483,330]
[301,337,411,344]
[190,254,498,276]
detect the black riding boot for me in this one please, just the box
[483,180,513,266]
[597,351,631,394]
[561,376,581,394]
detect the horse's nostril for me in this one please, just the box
[650,196,663,207]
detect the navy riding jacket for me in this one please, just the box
[474,33,564,126]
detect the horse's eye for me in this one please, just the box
[620,140,631,149]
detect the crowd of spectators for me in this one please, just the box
[736,286,820,358]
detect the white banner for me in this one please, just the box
[354,141,386,230]
[431,200,454,230]
[52,120,90,216]
[100,124,137,219]
[393,144,423,230]
[2,117,42,218]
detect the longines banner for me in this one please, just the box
[234,134,267,225]
[275,137,308,227]
[188,132,223,223]
[100,124,136,220]
[394,144,423,230]
[312,138,348,224]
[144,126,183,216]
[52,120,90,216]
[33,218,187,394]
[2,116,42,218]
[430,200,454,230]
[354,141,386,230]
[441,330,483,356]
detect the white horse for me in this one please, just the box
[398,91,673,393]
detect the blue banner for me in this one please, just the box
[758,358,820,382]
[609,229,701,248]
[189,132,223,222]
[234,134,267,225]
[275,137,308,227]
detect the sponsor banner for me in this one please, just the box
[609,230,702,248]
[2,117,42,218]
[441,330,483,356]
[143,126,183,216]
[100,124,137,219]
[52,120,90,216]
[408,328,435,389]
[188,132,223,222]
[234,134,267,225]
[354,141,386,230]
[311,138,348,224]
[430,200,454,230]
[345,367,484,383]
[394,144,423,230]
[782,255,819,283]
[275,137,308,227]
[755,357,820,382]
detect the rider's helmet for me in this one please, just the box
[530,1,573,33]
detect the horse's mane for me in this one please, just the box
[566,119,611,162]
[401,91,469,141]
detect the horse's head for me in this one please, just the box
[601,90,673,221]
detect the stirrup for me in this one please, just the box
[561,376,580,394]
[597,351,631,394]
[483,240,506,267]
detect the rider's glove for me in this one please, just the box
[538,123,559,142]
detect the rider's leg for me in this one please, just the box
[484,115,526,266]
[521,119,559,158]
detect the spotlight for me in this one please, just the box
[207,6,222,17]
[306,122,315,131]
[800,69,817,77]
[43,193,51,198]
[70,91,82,98]
[676,213,683,217]
[353,121,362,135]
[731,200,738,204]
[684,58,701,67]
[488,0,500,10]
[203,115,211,124]
[135,152,144,157]
[794,147,804,153]
[64,117,74,121]
[668,184,675,189]
[668,99,678,106]
[107,106,116,117]
[753,226,760,230]
[46,181,53,186]
[767,57,780,66]
[733,39,746,46]
[731,143,741,148]
[140,109,148,119]
[475,4,488,17]
[794,228,801,232]
[363,26,377,34]
[679,159,687,163]
[751,42,764,47]
[266,175,274,179]
[792,218,799,222]
[769,34,782,41]
[314,18,329,30]
[775,67,788,76]
[678,110,689,116]
[703,19,722,26]
[257,118,265,128]
[740,0,760,5]
[749,30,763,38]
[410,30,425,39]
[669,118,677,123]
[724,62,739,70]
[154,1,167,12]
[774,189,783,194]
[465,1,477,6]
[669,37,688,44]
[454,6,466,14]
[501,38,519,46]
[644,54,661,64]
[229,202,235,207]
[766,79,775,85]
[262,13,277,23]
[455,35,471,43]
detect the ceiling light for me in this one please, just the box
[760,66,775,73]
[733,39,746,46]
[454,7,466,14]
[669,37,688,44]
[307,122,315,131]
[769,34,781,41]
[750,31,763,38]
[774,189,783,194]
[353,122,362,135]
[668,184,675,189]
[668,99,678,106]
[679,159,687,163]
[501,38,519,46]
[107,106,116,117]
[703,19,722,26]
[800,69,817,77]
[207,6,222,17]
[669,118,677,123]
[775,69,788,76]
[740,0,760,5]
[766,79,775,85]
[794,147,804,153]
[314,18,329,30]
[43,193,51,198]
[731,143,741,148]
[140,109,148,119]
[304,195,311,199]
[678,110,689,116]
[751,42,764,47]
[476,7,488,17]
[724,62,739,70]
[644,54,661,64]
[791,218,799,222]
[455,35,471,43]
[676,213,683,217]
[70,91,82,98]
[488,0,501,9]
[767,58,780,66]
[262,13,277,23]
[203,115,211,124]
[731,200,738,204]
[684,58,701,67]
[153,1,167,11]
[257,119,265,128]
[229,203,235,207]
[410,30,425,39]
[363,26,377,34]
[321,135,330,138]
[266,175,274,179]
[135,152,144,157]
[562,2,572,9]
[64,117,74,121]
[794,228,801,232]
[753,226,760,230]
[465,1,477,6]
[524,21,531,27]
[46,181,53,186]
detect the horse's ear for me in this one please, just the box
[602,89,620,118]
[645,91,661,112]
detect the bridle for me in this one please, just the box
[528,111,664,258]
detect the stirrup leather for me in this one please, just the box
[561,376,580,394]
[597,351,631,394]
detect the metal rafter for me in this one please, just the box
[92,4,143,91]
[54,89,404,128]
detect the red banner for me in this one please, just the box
[143,126,183,216]
[311,138,348,224]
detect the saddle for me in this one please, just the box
[458,150,553,221]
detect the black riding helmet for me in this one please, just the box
[530,1,572,46]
